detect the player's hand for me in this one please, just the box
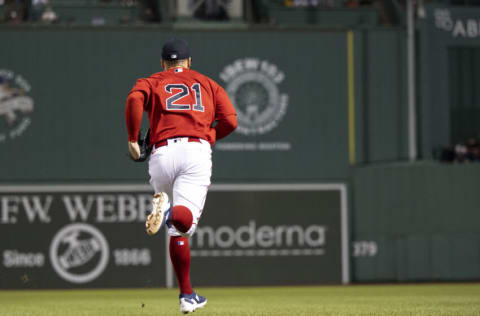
[128,129,152,162]
[128,141,141,160]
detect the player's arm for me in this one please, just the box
[126,78,151,160]
[125,91,145,160]
[214,86,237,140]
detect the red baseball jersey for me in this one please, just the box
[129,67,237,145]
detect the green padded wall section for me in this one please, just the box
[352,163,480,281]
[353,28,408,164]
[0,27,353,182]
[448,47,480,143]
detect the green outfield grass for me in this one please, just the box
[0,284,479,316]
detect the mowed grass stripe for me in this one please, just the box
[0,284,479,316]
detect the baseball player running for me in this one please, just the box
[125,38,237,314]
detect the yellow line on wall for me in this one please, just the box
[347,31,355,165]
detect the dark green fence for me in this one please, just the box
[352,163,480,281]
[448,47,480,143]
[353,28,408,164]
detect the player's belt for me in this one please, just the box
[154,137,201,148]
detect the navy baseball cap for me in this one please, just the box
[162,38,190,61]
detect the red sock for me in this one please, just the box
[171,205,193,233]
[169,236,193,295]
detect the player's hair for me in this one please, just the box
[163,58,189,69]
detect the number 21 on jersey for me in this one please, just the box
[165,83,204,112]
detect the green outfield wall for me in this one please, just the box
[0,26,407,182]
[351,163,480,282]
[353,28,408,164]
[1,21,479,286]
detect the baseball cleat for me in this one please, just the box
[179,292,207,314]
[146,192,170,235]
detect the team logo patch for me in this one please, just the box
[219,58,289,135]
[49,223,109,284]
[0,69,34,143]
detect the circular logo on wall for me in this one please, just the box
[0,69,34,143]
[49,223,109,284]
[219,58,289,135]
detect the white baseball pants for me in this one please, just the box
[148,137,212,237]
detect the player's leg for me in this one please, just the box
[168,205,207,313]
[169,140,211,239]
[146,146,175,235]
[168,142,211,313]
[168,180,210,284]
[146,144,207,314]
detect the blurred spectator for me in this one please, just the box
[285,0,333,7]
[3,0,27,23]
[30,0,48,22]
[92,15,106,25]
[120,0,133,5]
[372,0,395,25]
[41,6,57,23]
[138,0,161,22]
[465,138,480,161]
[193,0,230,21]
[438,137,480,163]
[344,0,360,8]
[30,0,58,24]
[250,0,269,23]
[343,0,397,26]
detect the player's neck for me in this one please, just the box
[166,66,189,70]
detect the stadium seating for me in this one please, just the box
[260,0,379,27]
[0,0,381,27]
[48,0,139,25]
[267,7,378,27]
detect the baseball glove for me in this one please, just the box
[131,129,152,162]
